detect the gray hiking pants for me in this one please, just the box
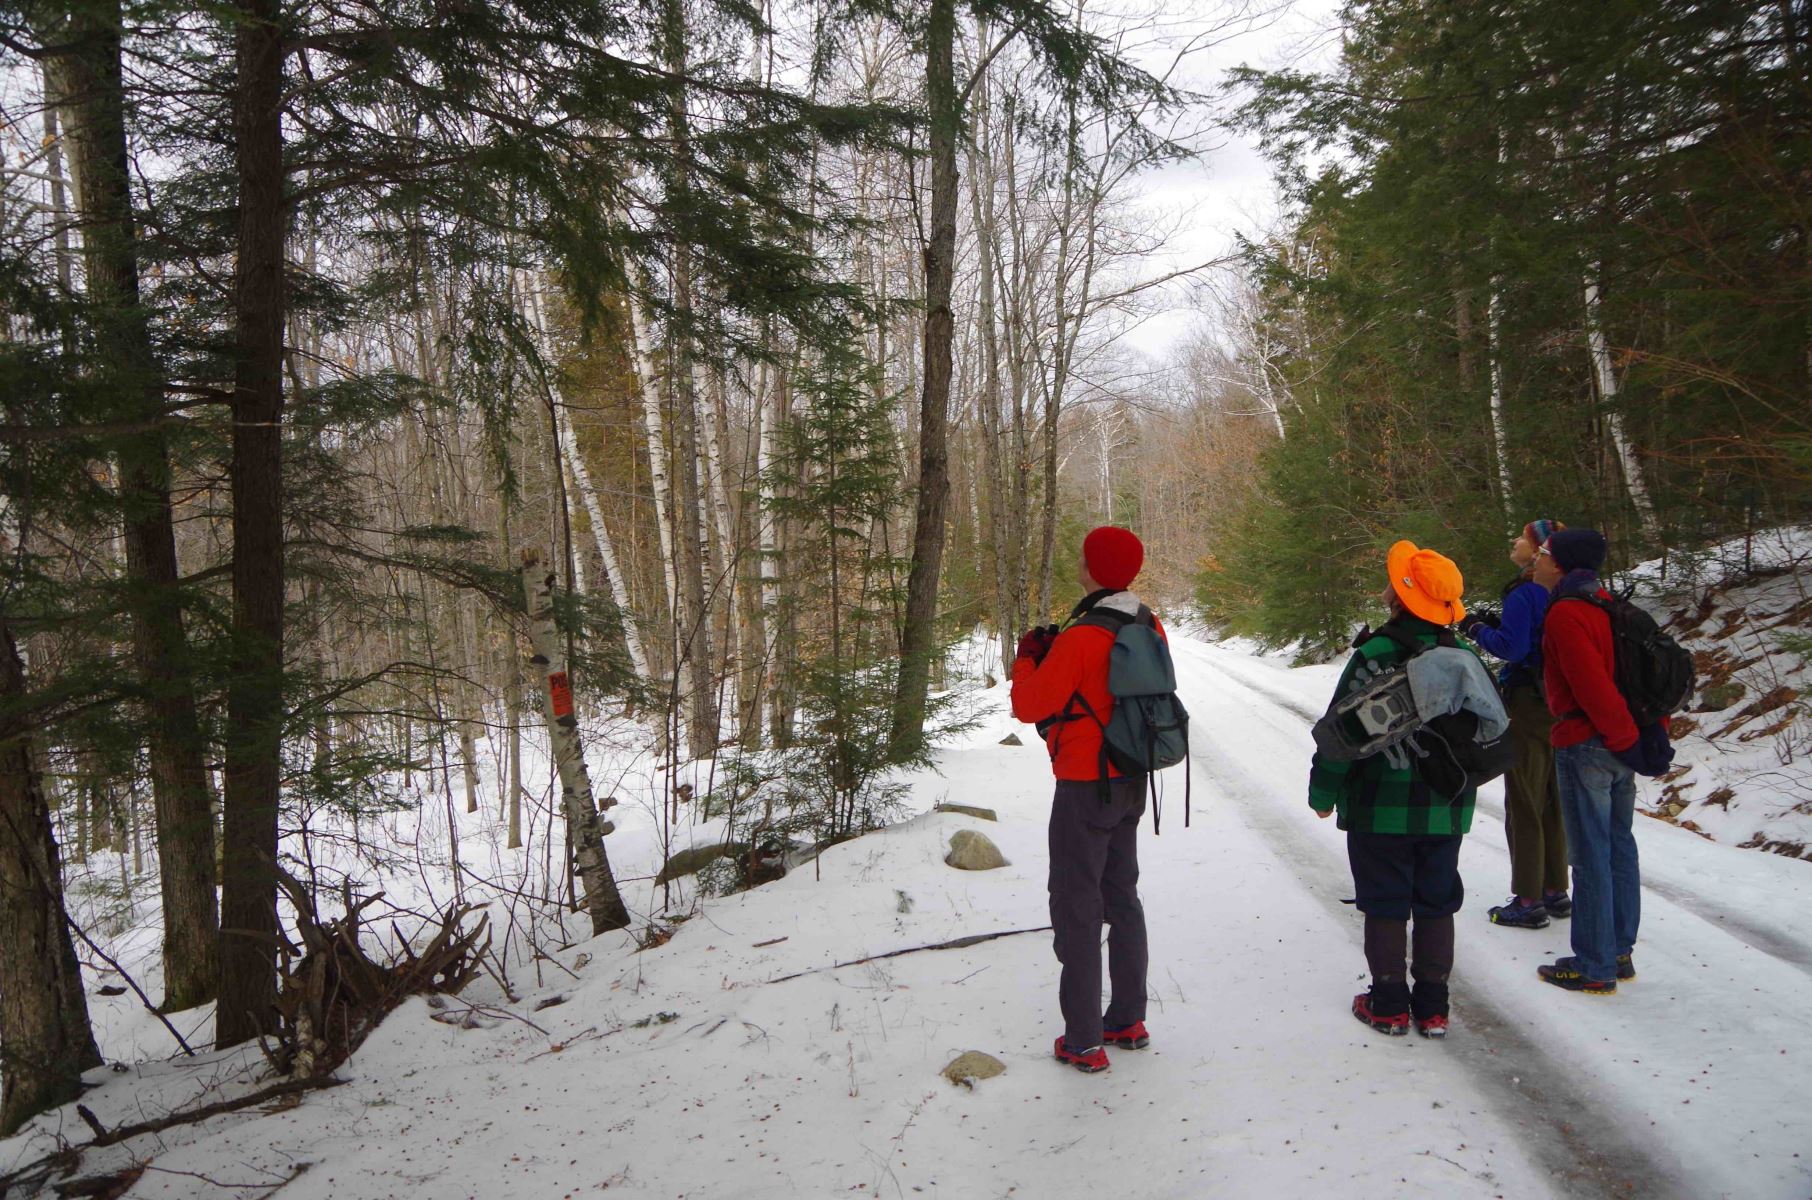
[1049,775,1148,1050]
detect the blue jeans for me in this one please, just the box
[1554,739,1640,982]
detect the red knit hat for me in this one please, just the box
[1083,526,1144,590]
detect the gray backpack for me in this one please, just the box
[1062,605,1192,832]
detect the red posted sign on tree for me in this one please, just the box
[546,671,574,719]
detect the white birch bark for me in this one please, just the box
[1584,272,1661,542]
[555,407,652,679]
[520,277,652,680]
[521,548,629,934]
[1487,282,1514,519]
[629,292,680,619]
[694,363,736,569]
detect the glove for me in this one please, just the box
[1612,724,1675,777]
[1472,609,1502,630]
[1015,625,1059,665]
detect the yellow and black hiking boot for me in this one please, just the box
[1537,956,1617,995]
[1617,953,1636,981]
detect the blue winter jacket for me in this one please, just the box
[1470,578,1548,690]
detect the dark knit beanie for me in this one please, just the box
[1547,528,1607,572]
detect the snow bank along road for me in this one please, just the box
[8,637,1810,1200]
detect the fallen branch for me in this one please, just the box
[63,918,195,1057]
[759,927,1052,985]
[77,1078,346,1149]
[0,1079,345,1196]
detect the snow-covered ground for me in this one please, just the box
[1624,527,1812,860]
[8,631,1812,1199]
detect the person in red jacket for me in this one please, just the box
[1010,526,1163,1073]
[1532,529,1647,995]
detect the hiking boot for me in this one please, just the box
[1413,1013,1449,1039]
[1537,957,1617,995]
[1544,891,1573,919]
[1617,953,1636,981]
[1487,897,1549,929]
[1352,992,1411,1036]
[1103,1021,1150,1050]
[1053,1037,1109,1073]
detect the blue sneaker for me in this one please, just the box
[1544,891,1573,919]
[1487,897,1549,929]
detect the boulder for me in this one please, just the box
[999,732,1024,746]
[945,830,1007,871]
[935,803,998,822]
[942,1051,1006,1089]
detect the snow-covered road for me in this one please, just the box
[7,636,1810,1199]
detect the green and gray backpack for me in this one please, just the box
[1050,604,1192,832]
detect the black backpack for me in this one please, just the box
[1312,625,1513,801]
[1551,592,1696,725]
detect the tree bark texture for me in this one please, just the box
[217,0,287,1049]
[47,0,220,1013]
[0,624,100,1138]
[520,550,629,934]
[889,0,957,760]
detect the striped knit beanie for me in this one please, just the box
[1524,518,1565,549]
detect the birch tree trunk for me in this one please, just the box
[1584,272,1661,543]
[1487,280,1514,520]
[0,623,100,1138]
[521,549,629,934]
[552,394,652,680]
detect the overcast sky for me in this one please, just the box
[1116,0,1345,361]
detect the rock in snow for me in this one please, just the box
[941,1051,1006,1088]
[945,829,1007,870]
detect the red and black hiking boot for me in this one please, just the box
[1537,957,1617,995]
[1103,1021,1150,1050]
[1053,1037,1110,1073]
[1352,992,1411,1036]
[1413,1013,1449,1039]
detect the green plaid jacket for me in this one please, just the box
[1307,615,1479,835]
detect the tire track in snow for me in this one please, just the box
[1173,640,1812,980]
[1177,649,1695,1200]
[1471,794,1812,981]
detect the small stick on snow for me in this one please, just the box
[758,926,1052,985]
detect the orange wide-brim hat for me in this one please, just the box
[1386,539,1466,626]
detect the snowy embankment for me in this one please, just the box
[8,626,1812,1199]
[1627,527,1812,860]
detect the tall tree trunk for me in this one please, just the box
[1487,279,1513,520]
[44,0,220,1012]
[520,551,629,933]
[1584,272,1661,543]
[0,623,100,1138]
[217,0,287,1050]
[889,0,957,760]
[664,0,720,759]
[967,42,1012,676]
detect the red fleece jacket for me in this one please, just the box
[1542,588,1639,752]
[1011,612,1167,781]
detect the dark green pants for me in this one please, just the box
[1503,682,1568,897]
